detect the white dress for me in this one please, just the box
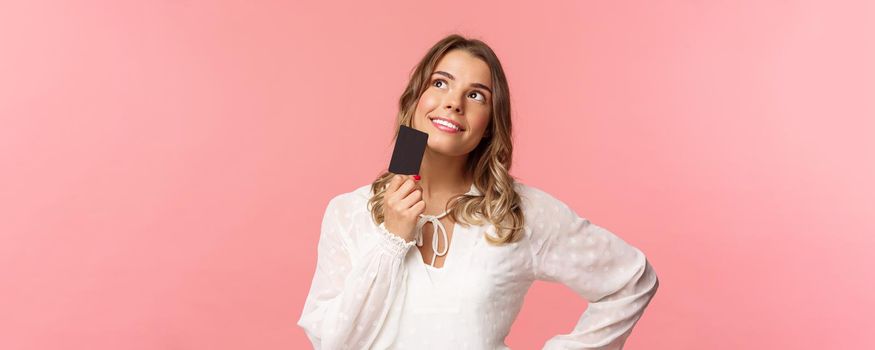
[297,181,659,349]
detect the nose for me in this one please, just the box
[444,94,463,114]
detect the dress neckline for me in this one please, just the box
[413,182,479,268]
[414,222,465,289]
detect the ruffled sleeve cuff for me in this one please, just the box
[377,222,416,257]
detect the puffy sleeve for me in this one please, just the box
[296,194,416,350]
[528,192,659,350]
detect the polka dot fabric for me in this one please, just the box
[297,182,659,349]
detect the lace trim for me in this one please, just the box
[377,222,416,256]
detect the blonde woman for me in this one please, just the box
[297,34,659,349]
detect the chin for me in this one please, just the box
[427,142,472,157]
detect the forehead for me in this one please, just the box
[433,50,492,86]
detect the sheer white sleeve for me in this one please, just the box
[529,194,659,350]
[297,195,416,349]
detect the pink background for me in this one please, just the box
[2,1,873,349]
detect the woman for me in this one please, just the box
[297,34,659,349]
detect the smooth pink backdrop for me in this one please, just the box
[1,1,873,349]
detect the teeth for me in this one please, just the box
[432,118,460,130]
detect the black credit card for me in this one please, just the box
[388,125,428,175]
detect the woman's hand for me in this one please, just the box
[382,174,425,242]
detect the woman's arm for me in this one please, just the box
[297,195,416,350]
[529,195,659,350]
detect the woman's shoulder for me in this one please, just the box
[513,181,571,211]
[325,183,373,211]
[324,180,574,219]
[513,180,584,231]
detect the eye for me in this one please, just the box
[432,78,447,89]
[469,91,486,102]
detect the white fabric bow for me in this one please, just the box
[415,211,450,267]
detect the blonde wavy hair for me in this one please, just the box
[367,34,525,245]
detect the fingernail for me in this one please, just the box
[413,175,421,181]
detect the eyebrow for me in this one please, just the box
[432,71,493,95]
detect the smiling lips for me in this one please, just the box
[429,116,465,133]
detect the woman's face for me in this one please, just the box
[412,49,492,157]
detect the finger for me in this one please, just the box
[400,186,422,210]
[387,175,413,205]
[397,176,416,195]
[386,173,403,193]
[409,200,426,215]
[394,176,418,203]
[405,174,423,198]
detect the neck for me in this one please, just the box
[417,147,471,201]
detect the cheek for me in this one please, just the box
[469,109,491,133]
[472,120,489,134]
[416,90,441,113]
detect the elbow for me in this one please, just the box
[643,258,659,299]
[298,319,349,350]
[296,319,321,349]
